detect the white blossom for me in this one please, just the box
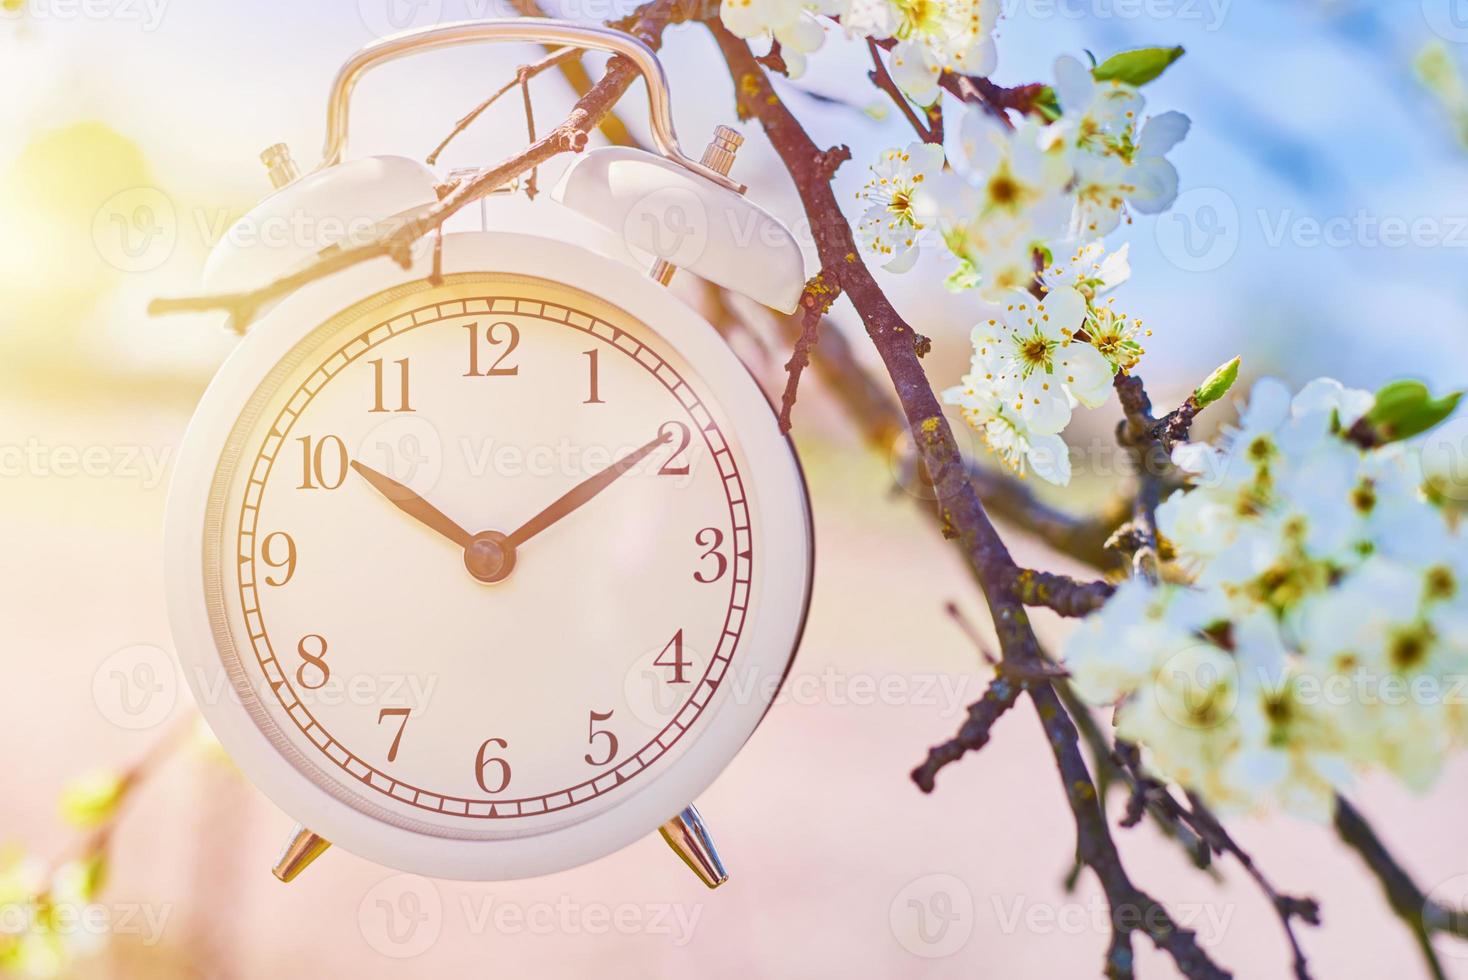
[854,142,945,273]
[847,0,1000,105]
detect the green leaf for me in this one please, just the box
[1092,46,1186,87]
[943,260,980,293]
[1193,356,1241,409]
[59,770,125,828]
[1364,379,1463,443]
[1032,85,1062,122]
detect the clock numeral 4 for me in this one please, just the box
[464,321,520,377]
[474,738,512,793]
[297,435,348,490]
[295,634,330,689]
[694,527,727,583]
[261,531,297,586]
[369,357,413,413]
[377,707,410,762]
[658,421,691,476]
[584,709,619,766]
[654,629,691,685]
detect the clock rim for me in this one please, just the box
[165,231,814,881]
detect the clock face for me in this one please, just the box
[200,272,772,840]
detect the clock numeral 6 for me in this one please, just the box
[261,531,297,586]
[464,321,520,377]
[296,435,348,490]
[377,707,410,762]
[653,629,691,685]
[658,421,691,476]
[584,709,619,766]
[694,527,727,584]
[474,737,512,793]
[369,357,413,413]
[295,634,330,690]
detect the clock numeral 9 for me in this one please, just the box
[295,634,330,689]
[584,709,619,766]
[694,527,727,583]
[653,629,690,685]
[261,531,297,586]
[296,435,347,490]
[474,738,512,793]
[378,707,410,762]
[658,421,691,476]
[464,321,520,377]
[369,357,413,413]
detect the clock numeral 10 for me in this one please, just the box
[295,634,330,689]
[369,357,413,413]
[297,435,348,490]
[464,321,520,377]
[474,738,512,793]
[654,629,691,685]
[584,709,619,766]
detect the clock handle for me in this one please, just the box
[318,19,744,195]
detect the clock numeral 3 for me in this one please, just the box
[694,527,727,583]
[464,321,520,377]
[295,634,330,689]
[377,707,410,762]
[261,531,297,586]
[584,709,619,766]
[296,435,348,490]
[658,421,691,476]
[653,629,690,684]
[474,738,512,793]
[369,357,413,413]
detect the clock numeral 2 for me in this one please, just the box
[295,634,330,689]
[654,629,691,685]
[474,738,512,793]
[369,357,413,413]
[658,421,691,476]
[464,321,519,377]
[584,709,619,766]
[297,435,348,490]
[378,707,410,762]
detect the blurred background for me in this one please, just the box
[4,0,1468,976]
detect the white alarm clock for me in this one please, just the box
[164,20,813,886]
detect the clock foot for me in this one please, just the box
[659,804,728,889]
[272,824,331,882]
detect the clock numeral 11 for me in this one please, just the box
[369,357,413,413]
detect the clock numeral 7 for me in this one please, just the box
[464,321,520,377]
[296,435,347,490]
[653,629,691,685]
[584,709,619,766]
[377,707,410,762]
[369,357,413,413]
[474,738,512,793]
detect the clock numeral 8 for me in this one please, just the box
[474,738,512,793]
[261,531,297,586]
[296,435,347,490]
[295,634,330,689]
[464,321,520,377]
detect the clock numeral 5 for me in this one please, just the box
[474,738,512,793]
[295,634,330,689]
[464,321,520,377]
[369,357,413,413]
[378,707,410,762]
[296,435,348,490]
[653,629,691,685]
[261,531,297,586]
[584,709,619,766]
[694,527,727,583]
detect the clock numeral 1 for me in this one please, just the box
[295,634,330,689]
[654,629,690,685]
[261,531,297,586]
[377,707,410,762]
[474,738,512,793]
[584,709,619,766]
[369,357,413,413]
[464,321,520,377]
[658,421,691,476]
[582,348,605,404]
[297,435,347,490]
[694,527,727,584]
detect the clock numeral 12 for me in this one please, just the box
[474,738,512,793]
[464,321,520,377]
[369,357,413,413]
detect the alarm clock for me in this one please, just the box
[164,20,813,887]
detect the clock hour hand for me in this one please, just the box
[504,430,671,549]
[350,460,473,549]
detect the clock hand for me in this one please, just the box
[350,460,474,549]
[504,430,672,549]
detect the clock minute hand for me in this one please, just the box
[350,460,474,549]
[504,431,671,549]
